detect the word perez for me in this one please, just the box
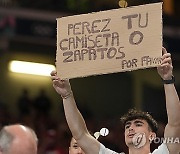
[67,18,111,35]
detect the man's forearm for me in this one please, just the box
[62,95,89,140]
[164,84,180,126]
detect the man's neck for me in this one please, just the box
[128,145,151,154]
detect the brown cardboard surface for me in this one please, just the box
[57,3,162,79]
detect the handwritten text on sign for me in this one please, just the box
[57,3,162,79]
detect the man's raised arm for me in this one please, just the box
[51,71,100,154]
[157,48,180,153]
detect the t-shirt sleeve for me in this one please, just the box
[152,143,169,154]
[99,143,124,154]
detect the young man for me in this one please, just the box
[0,124,38,154]
[69,137,85,154]
[51,48,180,154]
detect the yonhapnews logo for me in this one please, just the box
[132,132,146,148]
[132,132,180,149]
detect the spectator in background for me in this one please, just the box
[33,89,51,117]
[38,129,67,154]
[17,88,32,117]
[0,124,37,154]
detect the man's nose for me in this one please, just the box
[129,125,134,131]
[77,147,84,154]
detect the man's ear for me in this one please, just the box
[69,147,71,154]
[149,132,156,143]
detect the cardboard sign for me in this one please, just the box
[56,3,162,79]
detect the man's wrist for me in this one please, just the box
[61,91,73,99]
[162,76,175,84]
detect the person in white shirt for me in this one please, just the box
[51,47,180,154]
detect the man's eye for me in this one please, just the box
[136,123,142,127]
[125,125,130,129]
[73,145,78,149]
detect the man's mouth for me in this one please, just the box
[128,133,135,138]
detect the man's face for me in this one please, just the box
[69,138,85,154]
[124,119,154,148]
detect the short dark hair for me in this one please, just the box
[120,109,158,133]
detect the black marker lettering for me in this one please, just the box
[122,14,138,29]
[89,48,97,60]
[92,20,101,33]
[129,31,143,45]
[82,21,91,34]
[74,22,81,35]
[101,18,111,32]
[74,50,81,61]
[63,51,73,63]
[116,47,125,59]
[68,24,73,35]
[97,48,107,59]
[59,39,68,50]
[139,13,148,28]
[107,47,117,59]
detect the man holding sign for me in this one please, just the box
[51,47,180,154]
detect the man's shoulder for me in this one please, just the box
[151,143,169,154]
[99,143,125,154]
[99,143,169,154]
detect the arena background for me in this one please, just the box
[0,0,179,153]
